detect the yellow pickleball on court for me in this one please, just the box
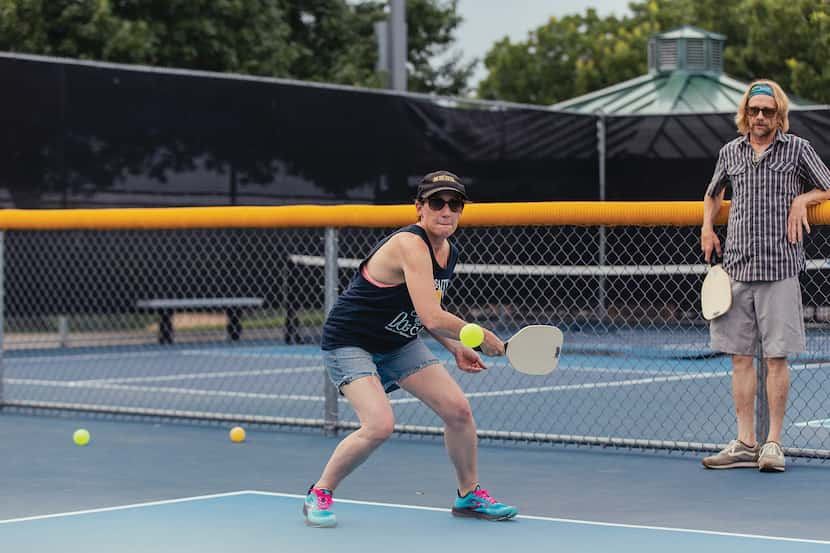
[229,426,246,443]
[459,323,484,348]
[73,429,90,446]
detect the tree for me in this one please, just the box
[403,0,476,95]
[278,0,475,93]
[477,0,830,105]
[731,0,830,103]
[0,0,473,95]
[629,0,830,103]
[477,9,657,104]
[0,0,298,73]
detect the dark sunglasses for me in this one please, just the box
[424,197,464,212]
[746,106,777,118]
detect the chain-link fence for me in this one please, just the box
[2,223,829,459]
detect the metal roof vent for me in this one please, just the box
[648,25,725,75]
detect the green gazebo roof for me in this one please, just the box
[552,25,814,114]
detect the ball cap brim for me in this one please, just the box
[417,170,467,200]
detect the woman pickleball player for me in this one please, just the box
[303,170,518,527]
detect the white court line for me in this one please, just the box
[5,379,323,402]
[3,490,826,545]
[0,491,253,524]
[559,365,681,375]
[791,362,830,370]
[11,362,821,403]
[248,492,830,544]
[76,365,323,384]
[7,361,825,405]
[567,342,712,353]
[6,347,305,364]
[9,366,723,404]
[179,350,307,358]
[794,419,830,428]
[7,351,180,363]
[559,360,825,376]
[389,369,731,404]
[392,361,825,404]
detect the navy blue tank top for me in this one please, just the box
[321,225,459,353]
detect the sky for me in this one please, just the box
[451,0,634,87]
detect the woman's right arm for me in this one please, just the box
[396,234,504,356]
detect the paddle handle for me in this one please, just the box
[472,341,509,355]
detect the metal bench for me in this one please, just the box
[136,297,264,344]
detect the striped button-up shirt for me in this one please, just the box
[706,132,830,282]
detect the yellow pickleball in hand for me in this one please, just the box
[459,323,484,348]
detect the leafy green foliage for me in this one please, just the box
[478,9,655,104]
[0,0,472,94]
[478,0,830,104]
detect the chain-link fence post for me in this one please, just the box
[596,113,608,323]
[323,227,339,437]
[755,340,770,444]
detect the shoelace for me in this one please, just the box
[312,489,333,510]
[473,488,497,505]
[760,443,781,457]
[724,440,755,455]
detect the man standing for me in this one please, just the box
[701,80,830,472]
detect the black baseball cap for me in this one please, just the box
[417,170,467,200]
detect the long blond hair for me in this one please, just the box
[735,79,790,135]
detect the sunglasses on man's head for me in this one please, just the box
[424,197,464,212]
[746,106,777,118]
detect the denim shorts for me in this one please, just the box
[323,338,440,394]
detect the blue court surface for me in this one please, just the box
[2,413,830,552]
[4,333,829,447]
[3,492,830,553]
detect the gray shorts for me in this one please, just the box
[323,338,440,394]
[710,276,805,357]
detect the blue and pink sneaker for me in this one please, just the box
[303,485,337,528]
[451,484,518,521]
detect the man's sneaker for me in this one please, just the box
[758,441,786,472]
[702,439,759,469]
[303,485,336,528]
[451,484,518,521]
